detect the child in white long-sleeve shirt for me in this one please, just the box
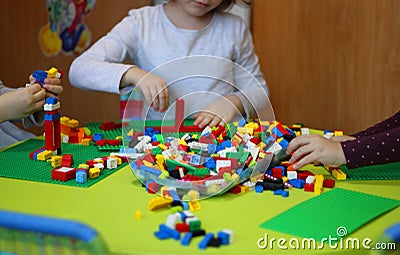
[69,0,269,128]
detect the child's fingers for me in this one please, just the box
[208,116,221,128]
[32,98,46,111]
[286,135,312,155]
[32,89,46,103]
[150,86,160,111]
[42,84,63,96]
[44,78,61,85]
[289,142,313,164]
[292,152,315,170]
[158,87,169,112]
[194,113,211,129]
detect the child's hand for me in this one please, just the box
[329,135,356,143]
[29,75,63,98]
[121,68,169,112]
[0,84,45,122]
[136,72,169,112]
[193,96,241,129]
[286,134,347,169]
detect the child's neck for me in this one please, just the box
[163,3,214,30]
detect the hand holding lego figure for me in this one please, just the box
[0,74,63,123]
[193,95,244,129]
[29,74,63,99]
[286,134,348,170]
[121,67,169,112]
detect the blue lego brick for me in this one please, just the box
[198,233,214,249]
[181,201,189,211]
[207,144,217,154]
[255,184,264,193]
[189,154,202,165]
[281,190,289,197]
[274,189,283,195]
[203,157,215,170]
[33,70,48,85]
[45,97,58,104]
[238,118,246,127]
[181,232,193,246]
[75,170,87,184]
[279,138,289,149]
[44,112,60,121]
[154,230,171,240]
[168,189,181,201]
[93,133,104,141]
[159,224,180,240]
[271,127,283,138]
[217,231,230,245]
[289,178,305,189]
[139,165,162,176]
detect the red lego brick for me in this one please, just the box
[323,179,336,188]
[230,185,242,194]
[304,183,314,192]
[52,167,76,182]
[61,154,73,167]
[297,170,314,180]
[176,223,190,233]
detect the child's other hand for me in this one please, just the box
[121,68,169,112]
[29,75,63,98]
[329,135,356,143]
[1,84,45,121]
[136,72,169,112]
[286,134,347,169]
[193,96,240,129]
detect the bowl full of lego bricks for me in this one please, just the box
[124,118,298,200]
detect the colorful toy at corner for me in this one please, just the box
[39,0,96,56]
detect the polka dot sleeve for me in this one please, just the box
[341,126,400,169]
[351,110,400,138]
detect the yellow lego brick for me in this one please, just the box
[135,210,142,220]
[314,186,323,195]
[108,156,122,165]
[240,185,250,193]
[258,151,266,158]
[332,169,347,180]
[192,134,198,139]
[189,201,201,211]
[236,127,247,135]
[68,119,79,128]
[48,155,62,168]
[115,136,123,140]
[282,176,288,183]
[46,67,58,78]
[60,116,70,125]
[148,196,172,211]
[178,139,187,146]
[37,150,53,161]
[127,129,134,137]
[334,130,344,136]
[89,167,100,179]
[143,160,154,167]
[78,164,89,170]
[187,190,200,200]
[81,138,91,146]
[158,144,167,150]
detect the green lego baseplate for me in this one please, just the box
[339,162,400,180]
[260,188,400,241]
[0,138,127,188]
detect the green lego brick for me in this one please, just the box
[0,138,126,188]
[339,162,400,180]
[260,188,400,241]
[165,158,198,172]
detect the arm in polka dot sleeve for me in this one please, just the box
[341,125,400,169]
[351,110,400,138]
